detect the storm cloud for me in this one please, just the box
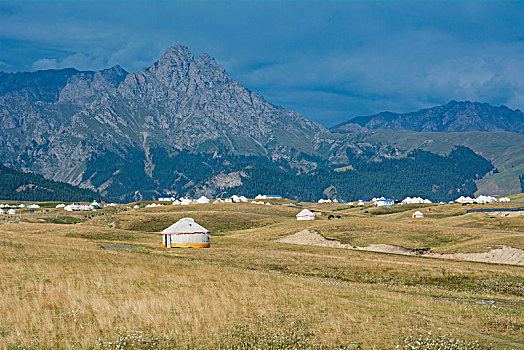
[1,0,523,126]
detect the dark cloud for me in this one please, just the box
[1,0,523,126]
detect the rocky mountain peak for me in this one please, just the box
[156,45,194,67]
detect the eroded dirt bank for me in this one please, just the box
[276,229,524,266]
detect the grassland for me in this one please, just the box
[0,197,523,349]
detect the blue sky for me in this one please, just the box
[1,1,523,126]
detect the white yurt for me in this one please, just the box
[412,210,424,218]
[7,209,16,215]
[196,196,210,204]
[296,209,316,221]
[172,200,181,205]
[498,197,511,202]
[56,203,66,208]
[0,209,4,214]
[27,204,40,209]
[18,204,25,208]
[133,205,140,209]
[161,218,210,248]
[90,200,101,209]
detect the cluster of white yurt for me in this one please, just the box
[455,195,502,204]
[250,201,271,205]
[231,195,248,203]
[64,204,95,211]
[401,197,432,204]
[161,218,210,248]
[171,198,193,205]
[455,196,475,204]
[0,208,16,215]
[145,203,164,208]
[474,195,498,204]
[412,210,424,218]
[296,209,316,221]
[498,197,511,202]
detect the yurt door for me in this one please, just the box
[166,234,171,248]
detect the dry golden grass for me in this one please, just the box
[0,201,523,349]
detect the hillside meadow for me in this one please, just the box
[0,197,523,349]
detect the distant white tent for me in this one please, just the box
[296,209,316,221]
[357,201,365,206]
[498,197,511,202]
[412,210,424,218]
[56,204,66,208]
[231,195,241,203]
[18,204,25,208]
[161,218,210,248]
[0,209,4,214]
[7,209,16,215]
[172,200,181,205]
[196,196,210,204]
[239,196,249,203]
[90,201,101,208]
[133,205,140,209]
[318,199,332,203]
[27,204,40,209]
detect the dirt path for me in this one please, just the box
[276,229,524,266]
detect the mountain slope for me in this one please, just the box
[0,164,103,202]
[321,129,524,195]
[0,45,325,200]
[0,46,516,201]
[331,101,524,134]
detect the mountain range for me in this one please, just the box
[0,45,523,201]
[331,101,524,134]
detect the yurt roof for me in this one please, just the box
[161,218,209,235]
[296,209,315,217]
[413,210,423,215]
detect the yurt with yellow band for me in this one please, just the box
[161,218,210,248]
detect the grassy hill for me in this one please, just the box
[0,200,522,348]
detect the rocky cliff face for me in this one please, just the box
[0,45,326,200]
[331,101,524,134]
